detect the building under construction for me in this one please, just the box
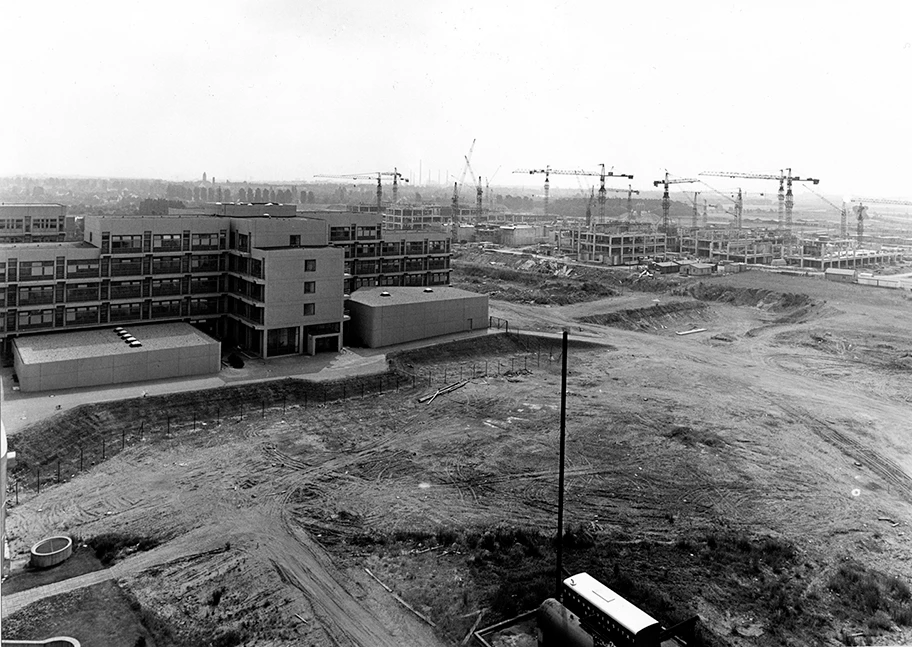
[557,221,903,268]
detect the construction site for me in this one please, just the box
[3,157,912,647]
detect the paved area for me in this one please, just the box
[2,542,222,618]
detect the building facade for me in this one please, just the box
[0,205,454,361]
[0,203,67,243]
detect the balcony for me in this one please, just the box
[110,245,143,255]
[151,261,182,275]
[110,262,143,277]
[66,288,101,303]
[110,286,142,300]
[151,283,182,297]
[19,292,55,306]
[67,268,100,279]
[66,311,100,326]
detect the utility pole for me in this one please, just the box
[555,329,569,600]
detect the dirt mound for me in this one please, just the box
[685,284,816,312]
[577,301,709,331]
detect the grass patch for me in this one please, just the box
[828,559,912,632]
[88,533,160,566]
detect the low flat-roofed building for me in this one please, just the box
[346,286,488,348]
[0,203,67,243]
[824,267,858,282]
[12,322,221,392]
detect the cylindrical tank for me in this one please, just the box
[537,598,593,647]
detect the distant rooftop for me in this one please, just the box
[14,323,218,364]
[0,241,94,250]
[348,286,484,307]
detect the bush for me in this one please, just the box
[226,353,245,369]
[89,533,160,566]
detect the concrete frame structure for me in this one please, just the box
[345,286,488,348]
[558,226,667,265]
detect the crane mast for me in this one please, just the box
[652,172,699,233]
[700,169,818,232]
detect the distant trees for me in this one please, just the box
[138,198,185,215]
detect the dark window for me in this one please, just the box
[303,303,315,316]
[304,259,316,272]
[304,281,315,293]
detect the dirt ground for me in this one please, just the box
[6,249,912,646]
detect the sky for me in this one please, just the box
[2,1,911,200]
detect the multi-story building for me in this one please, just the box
[558,225,667,265]
[0,203,67,243]
[0,211,344,360]
[302,210,452,294]
[0,204,454,361]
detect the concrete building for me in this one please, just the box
[0,212,344,360]
[345,286,488,348]
[559,226,667,265]
[13,323,221,392]
[0,203,67,243]
[824,268,858,283]
[0,205,455,365]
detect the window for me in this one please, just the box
[290,235,301,247]
[304,259,316,272]
[303,303,315,316]
[303,281,315,294]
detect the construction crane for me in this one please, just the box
[452,139,476,224]
[513,165,633,219]
[850,197,912,240]
[702,200,720,228]
[700,168,819,230]
[485,166,501,210]
[800,183,850,238]
[464,154,484,223]
[313,168,408,213]
[653,172,699,233]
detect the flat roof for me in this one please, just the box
[825,268,858,275]
[14,323,218,365]
[0,241,95,250]
[348,286,485,307]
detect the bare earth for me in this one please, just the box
[5,255,912,646]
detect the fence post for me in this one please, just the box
[484,360,488,376]
[140,420,144,439]
[102,438,106,460]
[511,357,515,372]
[444,366,447,382]
[15,479,18,505]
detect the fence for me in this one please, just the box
[7,327,571,505]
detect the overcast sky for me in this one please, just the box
[2,1,910,199]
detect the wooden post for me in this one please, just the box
[102,438,106,460]
[57,460,60,484]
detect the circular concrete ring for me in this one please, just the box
[30,535,74,569]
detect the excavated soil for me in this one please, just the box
[5,253,912,646]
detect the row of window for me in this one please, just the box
[12,297,224,330]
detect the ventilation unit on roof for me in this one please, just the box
[423,288,433,293]
[129,341,142,348]
[113,327,125,333]
[123,336,136,343]
[380,291,391,297]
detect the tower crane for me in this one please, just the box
[652,172,699,233]
[850,197,912,240]
[700,168,819,230]
[464,154,484,223]
[313,169,408,213]
[485,166,501,210]
[452,139,476,224]
[800,183,850,238]
[513,165,633,219]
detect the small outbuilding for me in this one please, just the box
[345,286,489,348]
[686,262,715,276]
[13,323,221,392]
[824,267,858,283]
